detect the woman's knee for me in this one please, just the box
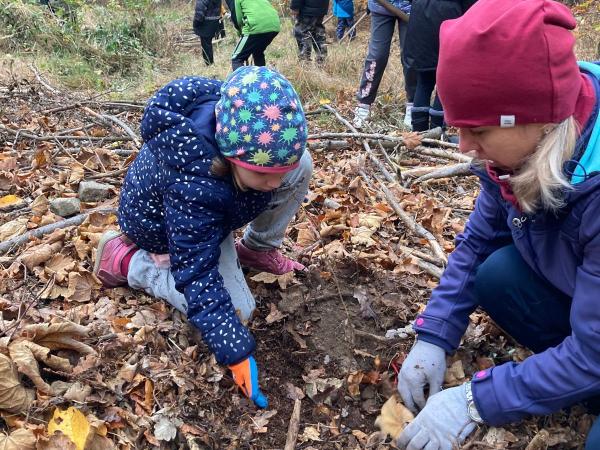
[474,245,525,308]
[585,417,600,450]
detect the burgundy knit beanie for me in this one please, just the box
[437,0,582,128]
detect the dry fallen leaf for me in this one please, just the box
[0,353,34,413]
[19,322,96,355]
[401,132,423,150]
[0,218,28,241]
[250,271,296,290]
[153,415,182,442]
[37,432,78,450]
[0,428,36,450]
[44,254,76,283]
[300,426,322,443]
[47,407,91,450]
[374,395,414,440]
[19,241,63,271]
[444,359,466,386]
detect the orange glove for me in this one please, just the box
[229,356,268,408]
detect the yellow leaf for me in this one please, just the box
[318,98,331,105]
[374,395,414,440]
[0,195,23,209]
[0,428,36,450]
[47,407,91,450]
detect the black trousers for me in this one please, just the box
[193,18,220,65]
[231,31,278,70]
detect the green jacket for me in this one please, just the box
[233,0,281,35]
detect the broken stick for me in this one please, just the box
[0,207,117,255]
[283,398,302,450]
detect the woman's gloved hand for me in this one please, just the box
[397,384,477,450]
[229,356,268,408]
[397,340,447,412]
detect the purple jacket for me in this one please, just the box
[414,66,600,425]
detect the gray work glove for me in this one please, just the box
[397,384,477,450]
[397,340,447,412]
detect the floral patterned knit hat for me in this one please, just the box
[215,66,307,173]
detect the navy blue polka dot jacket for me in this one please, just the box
[119,76,272,365]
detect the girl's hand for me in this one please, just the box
[229,356,269,408]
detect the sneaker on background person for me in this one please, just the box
[352,104,370,129]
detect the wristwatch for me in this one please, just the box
[465,382,484,424]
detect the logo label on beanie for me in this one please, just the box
[500,115,515,128]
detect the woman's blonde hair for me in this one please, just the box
[509,116,579,214]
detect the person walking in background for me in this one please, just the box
[402,0,476,131]
[290,0,329,64]
[193,0,223,65]
[395,0,600,448]
[333,0,355,41]
[352,0,416,129]
[227,0,281,70]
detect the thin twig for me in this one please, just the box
[358,169,448,264]
[82,106,141,148]
[321,104,397,183]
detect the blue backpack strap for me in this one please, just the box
[571,62,600,184]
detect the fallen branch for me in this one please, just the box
[421,137,459,149]
[401,166,442,178]
[358,169,448,264]
[414,146,471,163]
[0,207,117,255]
[88,167,130,180]
[413,258,444,279]
[398,245,444,267]
[283,399,302,450]
[308,131,404,143]
[321,104,397,183]
[354,329,388,343]
[29,63,60,95]
[0,124,134,143]
[82,106,141,148]
[413,162,472,184]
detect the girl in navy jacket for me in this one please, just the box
[94,66,312,408]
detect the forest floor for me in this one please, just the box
[0,2,599,449]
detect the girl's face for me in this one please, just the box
[231,165,287,192]
[458,123,546,170]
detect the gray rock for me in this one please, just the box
[78,181,111,203]
[49,197,81,217]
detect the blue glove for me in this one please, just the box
[397,384,477,450]
[229,356,269,408]
[397,340,447,413]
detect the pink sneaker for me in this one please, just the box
[93,231,138,288]
[235,240,306,275]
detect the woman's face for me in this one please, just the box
[232,165,287,192]
[458,123,546,170]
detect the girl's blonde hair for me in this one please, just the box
[210,156,247,191]
[509,116,578,214]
